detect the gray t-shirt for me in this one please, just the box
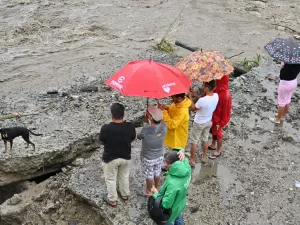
[137,122,167,160]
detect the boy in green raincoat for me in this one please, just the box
[151,150,192,225]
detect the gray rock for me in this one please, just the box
[282,136,294,143]
[47,88,59,94]
[71,158,85,167]
[0,134,99,186]
[7,194,22,205]
[80,86,99,92]
[87,76,97,83]
[294,35,300,40]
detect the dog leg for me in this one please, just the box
[10,140,13,150]
[4,141,7,152]
[24,138,35,151]
[31,143,35,151]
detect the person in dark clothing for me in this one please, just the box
[99,103,136,207]
[270,63,300,123]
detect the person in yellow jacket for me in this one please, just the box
[158,93,192,150]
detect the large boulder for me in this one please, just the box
[0,88,147,186]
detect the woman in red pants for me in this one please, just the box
[208,75,232,159]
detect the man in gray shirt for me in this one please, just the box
[137,105,167,196]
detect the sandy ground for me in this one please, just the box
[1,0,300,225]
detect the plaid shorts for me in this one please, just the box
[141,156,164,180]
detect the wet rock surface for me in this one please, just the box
[2,58,299,225]
[0,174,106,225]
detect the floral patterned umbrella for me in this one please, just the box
[264,38,300,64]
[175,50,234,82]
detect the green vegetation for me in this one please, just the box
[153,7,184,54]
[153,38,175,54]
[238,54,262,71]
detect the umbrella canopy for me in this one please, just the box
[175,50,234,82]
[105,59,192,99]
[264,38,300,64]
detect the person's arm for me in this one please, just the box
[137,127,145,140]
[188,92,201,112]
[152,185,176,210]
[190,89,200,99]
[131,124,137,142]
[98,126,106,145]
[219,94,232,128]
[162,109,185,130]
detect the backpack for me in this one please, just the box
[147,195,172,225]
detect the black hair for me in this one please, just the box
[153,119,161,125]
[164,151,180,165]
[205,80,216,91]
[173,93,186,99]
[111,103,125,120]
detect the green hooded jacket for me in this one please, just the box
[153,157,192,223]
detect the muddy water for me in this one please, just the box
[1,0,299,95]
[192,162,242,202]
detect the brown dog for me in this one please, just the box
[0,127,43,152]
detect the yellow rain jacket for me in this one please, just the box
[162,97,192,149]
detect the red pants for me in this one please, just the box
[211,123,223,141]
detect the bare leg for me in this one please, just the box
[275,106,285,122]
[4,141,7,152]
[201,141,208,162]
[210,140,223,159]
[217,140,222,152]
[145,179,153,195]
[209,136,217,149]
[282,104,290,119]
[190,143,197,165]
[154,176,160,189]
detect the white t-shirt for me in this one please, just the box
[194,93,219,124]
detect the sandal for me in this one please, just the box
[269,117,280,124]
[117,190,129,201]
[103,194,117,207]
[209,152,222,160]
[189,160,195,168]
[275,113,285,121]
[208,146,216,150]
[199,153,206,164]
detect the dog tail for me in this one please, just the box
[28,129,43,136]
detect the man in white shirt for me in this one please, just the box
[188,80,219,166]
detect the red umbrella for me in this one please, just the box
[105,59,192,99]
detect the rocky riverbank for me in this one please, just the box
[1,57,300,225]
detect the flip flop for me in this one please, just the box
[199,153,206,164]
[102,194,117,207]
[269,117,280,124]
[209,152,222,160]
[208,146,216,150]
[189,160,195,168]
[275,113,285,121]
[117,190,129,201]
